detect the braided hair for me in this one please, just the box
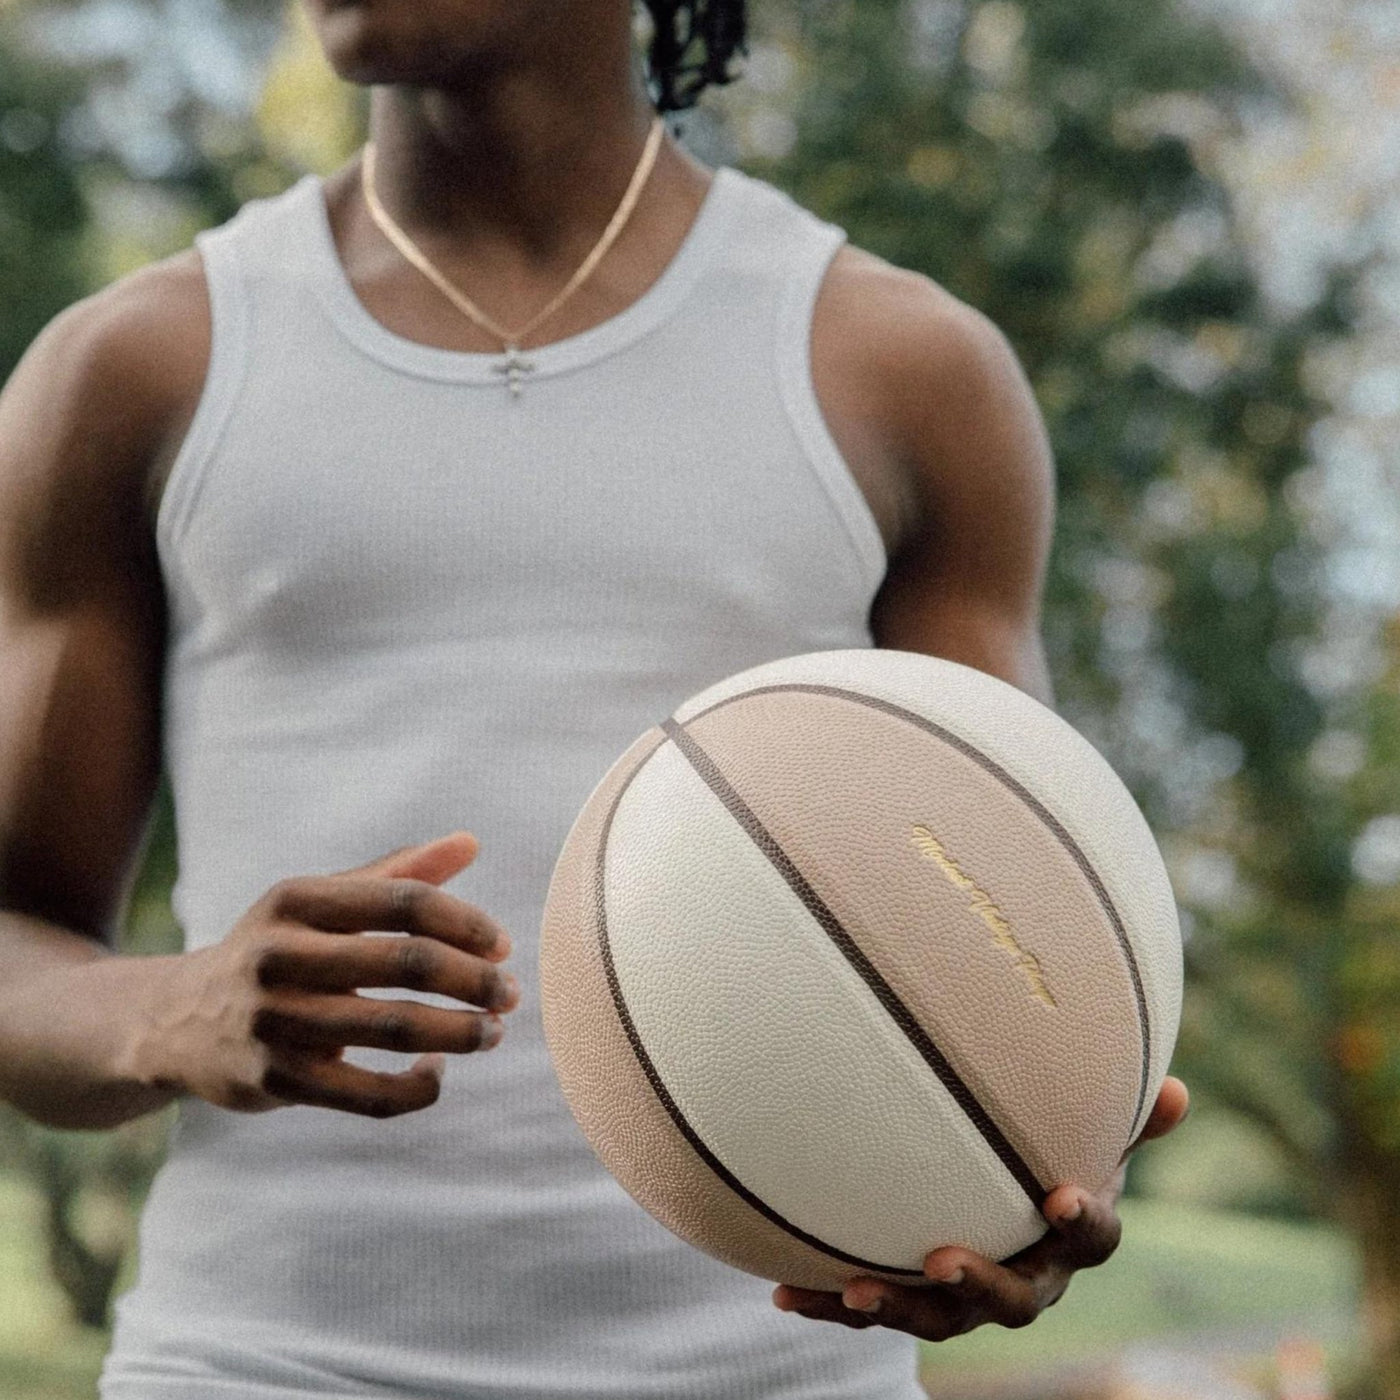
[640,0,748,112]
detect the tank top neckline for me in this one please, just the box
[298,164,744,386]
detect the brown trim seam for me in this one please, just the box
[593,732,928,1277]
[684,683,1154,1147]
[661,716,1047,1207]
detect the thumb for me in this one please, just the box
[347,831,480,886]
[1122,1075,1190,1161]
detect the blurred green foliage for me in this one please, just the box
[0,0,1393,1393]
[758,1,1392,1388]
[0,10,86,369]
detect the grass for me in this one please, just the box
[0,1172,1362,1399]
[0,1173,109,1400]
[919,1196,1361,1386]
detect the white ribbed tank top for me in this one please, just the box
[101,164,921,1399]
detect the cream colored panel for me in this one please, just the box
[687,688,1141,1189]
[673,648,1182,1144]
[541,727,966,1289]
[605,738,1045,1270]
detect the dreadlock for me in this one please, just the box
[640,0,748,113]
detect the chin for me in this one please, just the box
[302,0,533,86]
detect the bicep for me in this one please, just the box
[869,304,1055,703]
[0,300,168,941]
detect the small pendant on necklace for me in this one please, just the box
[494,345,537,398]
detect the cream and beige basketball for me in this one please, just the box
[539,649,1182,1293]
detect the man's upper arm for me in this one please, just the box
[0,258,207,942]
[816,252,1056,702]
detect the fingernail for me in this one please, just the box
[842,1288,883,1314]
[495,973,520,1009]
[924,1252,966,1284]
[1057,1196,1083,1224]
[482,1016,504,1049]
[772,1288,794,1311]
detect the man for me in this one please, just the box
[0,1,1188,1395]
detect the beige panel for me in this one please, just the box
[539,727,943,1291]
[604,738,1045,1269]
[686,688,1143,1190]
[672,647,1182,1146]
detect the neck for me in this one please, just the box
[366,46,663,259]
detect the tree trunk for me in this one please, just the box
[33,1136,123,1330]
[1337,1142,1400,1400]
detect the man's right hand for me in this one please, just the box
[0,266,523,1129]
[123,831,518,1119]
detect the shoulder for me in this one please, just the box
[11,249,210,441]
[0,249,211,579]
[816,243,1033,451]
[29,249,211,418]
[811,241,1053,549]
[808,245,1054,690]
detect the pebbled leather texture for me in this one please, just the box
[540,650,1184,1289]
[685,687,1146,1188]
[675,649,1182,1146]
[605,737,1045,1271]
[540,726,917,1291]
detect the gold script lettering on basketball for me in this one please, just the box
[539,649,1182,1291]
[910,824,1057,1008]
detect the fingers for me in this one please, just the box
[255,930,519,1009]
[778,1262,1038,1342]
[832,1280,972,1341]
[774,1152,1149,1343]
[347,831,479,885]
[260,1049,447,1118]
[1037,1181,1123,1269]
[252,992,507,1055]
[1125,1076,1190,1157]
[852,1254,1043,1339]
[265,875,511,960]
[772,1286,880,1330]
[775,1202,1111,1342]
[778,1262,1058,1341]
[977,1181,1120,1292]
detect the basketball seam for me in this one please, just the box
[661,717,1047,1209]
[684,682,1154,1146]
[593,734,927,1278]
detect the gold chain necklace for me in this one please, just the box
[361,117,666,397]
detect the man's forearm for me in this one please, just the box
[0,911,179,1129]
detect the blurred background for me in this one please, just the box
[0,0,1397,1396]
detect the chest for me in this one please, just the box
[161,352,879,667]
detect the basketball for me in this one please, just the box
[539,649,1183,1293]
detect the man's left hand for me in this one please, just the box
[772,1076,1190,1340]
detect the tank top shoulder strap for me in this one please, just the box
[716,170,886,593]
[155,178,319,558]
